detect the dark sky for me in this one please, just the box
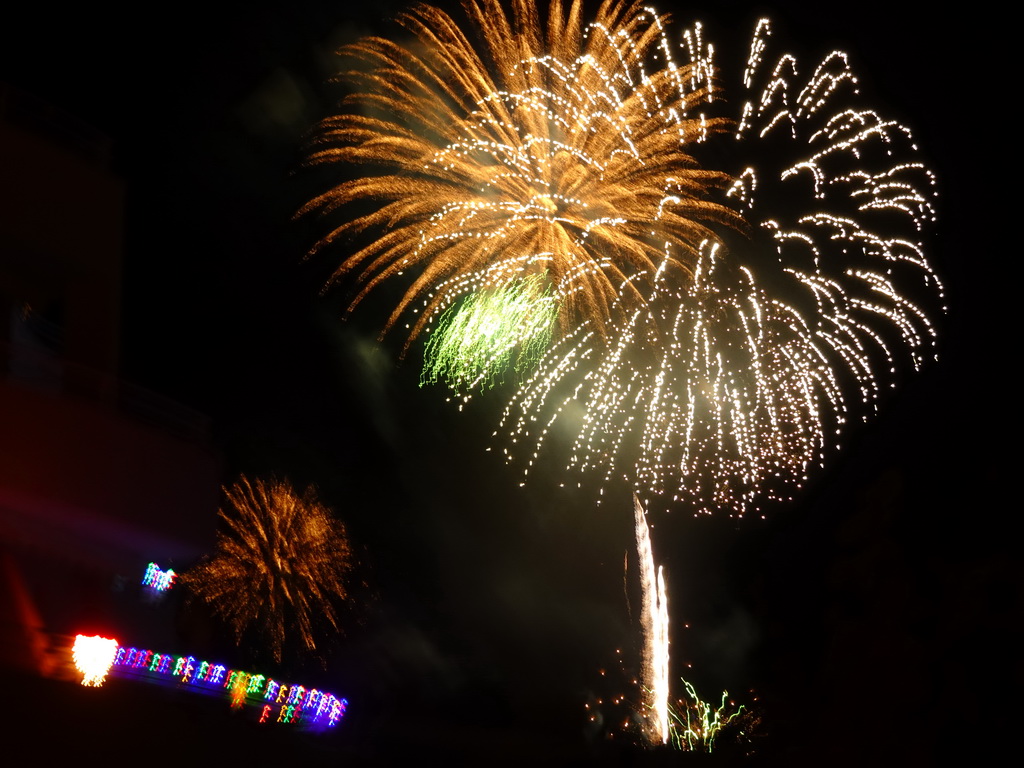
[1,2,1014,763]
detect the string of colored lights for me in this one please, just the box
[72,635,347,728]
[141,562,177,591]
[111,644,347,728]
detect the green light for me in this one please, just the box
[421,273,559,394]
[668,678,748,752]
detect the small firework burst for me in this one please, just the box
[668,679,753,753]
[183,476,353,664]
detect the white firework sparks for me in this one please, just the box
[497,17,941,515]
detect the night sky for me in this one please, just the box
[1,2,1013,764]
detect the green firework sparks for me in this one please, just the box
[421,273,559,394]
[669,678,748,752]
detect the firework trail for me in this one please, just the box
[618,495,751,750]
[301,0,739,368]
[633,493,669,744]
[183,476,354,664]
[497,16,941,514]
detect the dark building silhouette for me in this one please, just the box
[0,83,220,677]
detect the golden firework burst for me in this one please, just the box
[300,0,740,351]
[183,476,353,664]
